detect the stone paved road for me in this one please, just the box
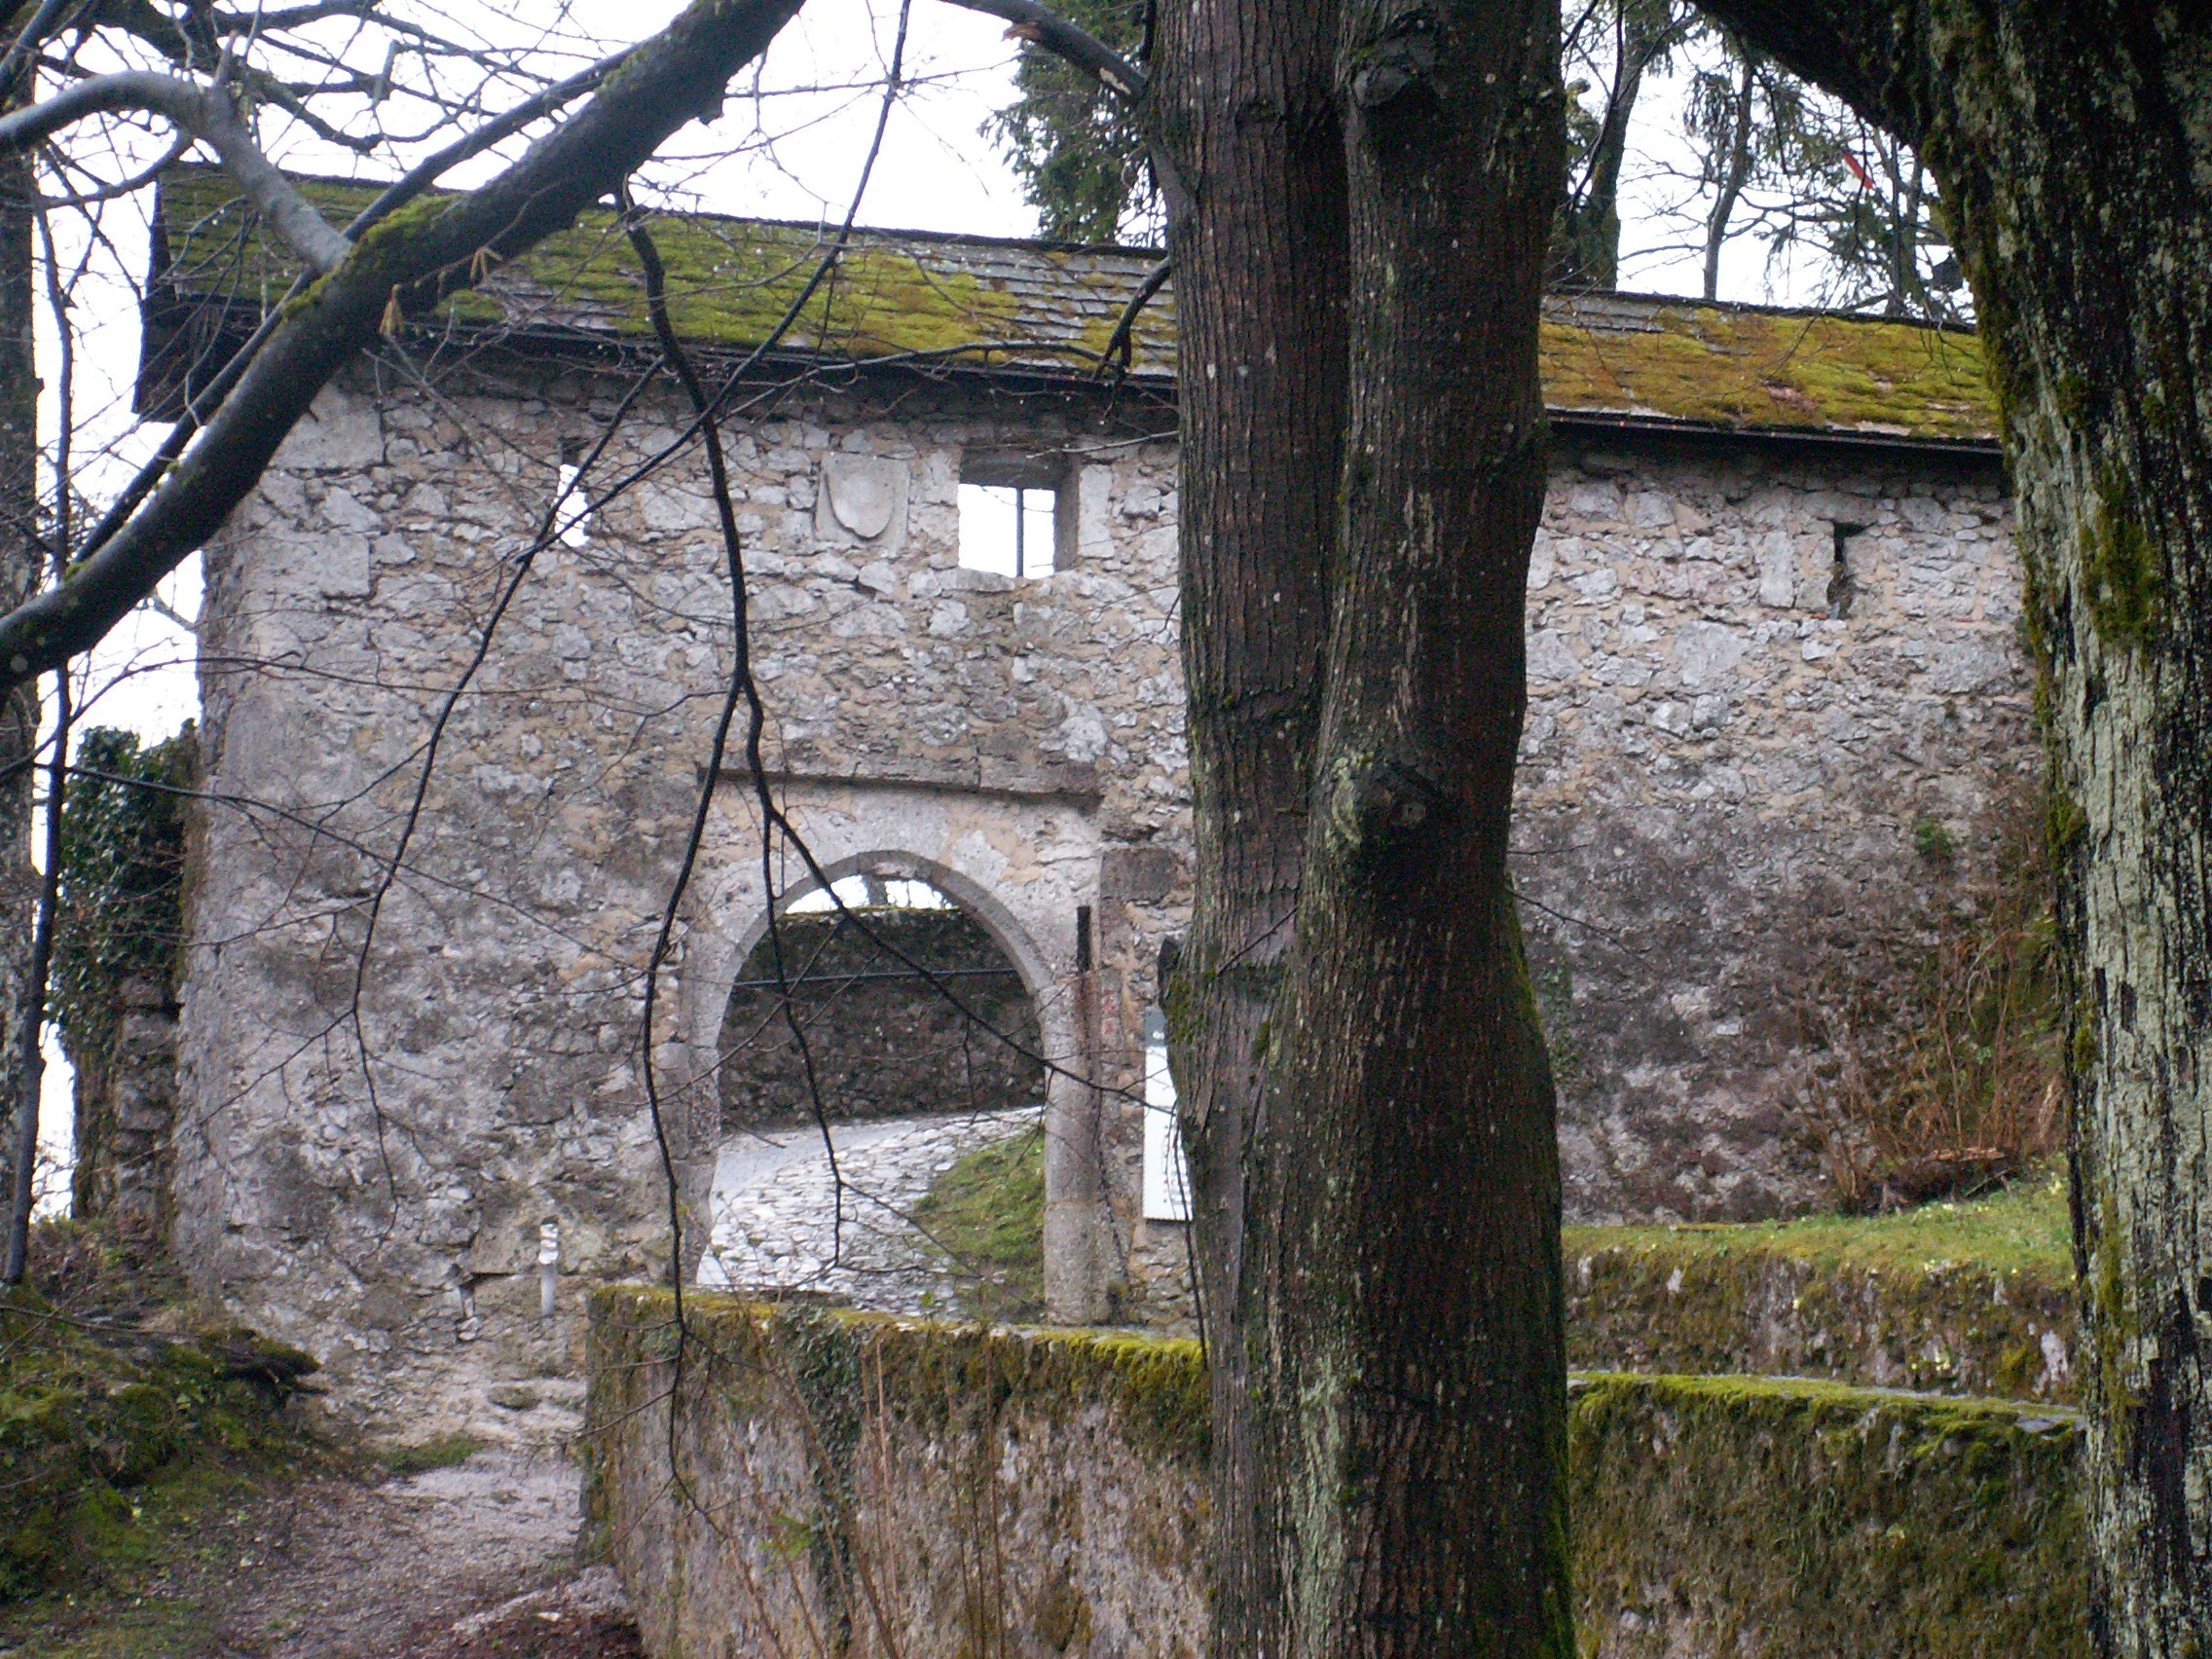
[697,1106,1042,1313]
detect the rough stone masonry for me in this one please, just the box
[134,174,2025,1428]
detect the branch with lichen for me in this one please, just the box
[0,72,351,272]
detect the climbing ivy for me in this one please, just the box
[49,725,196,1068]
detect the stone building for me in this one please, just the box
[124,169,2024,1427]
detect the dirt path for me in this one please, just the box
[4,1444,645,1659]
[213,1450,633,1658]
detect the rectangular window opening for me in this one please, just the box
[958,481,1059,578]
[555,461,593,549]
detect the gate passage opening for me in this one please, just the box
[718,873,1046,1129]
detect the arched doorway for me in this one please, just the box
[718,872,1045,1128]
[698,870,1052,1317]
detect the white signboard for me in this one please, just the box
[1141,1010,1193,1222]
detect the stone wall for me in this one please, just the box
[1564,1220,2076,1402]
[56,724,197,1241]
[720,905,1044,1126]
[1519,432,2025,1222]
[584,1290,2087,1659]
[177,365,1188,1427]
[66,975,181,1238]
[174,347,2028,1420]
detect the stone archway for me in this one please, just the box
[719,873,1045,1131]
[699,868,1050,1311]
[679,781,1111,1321]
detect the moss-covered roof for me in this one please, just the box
[148,166,1997,445]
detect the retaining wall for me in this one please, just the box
[585,1289,2085,1659]
[1565,1223,2078,1402]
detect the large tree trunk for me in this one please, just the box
[1242,0,1569,1650]
[1159,0,1568,1644]
[1690,4,2212,1650]
[1150,3,1345,1649]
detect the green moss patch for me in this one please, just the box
[916,1132,2078,1400]
[154,166,1161,379]
[152,168,1997,442]
[1540,301,1995,441]
[1573,1374,2083,1657]
[1570,1164,2070,1277]
[378,1432,486,1478]
[914,1123,1046,1322]
[2081,463,2163,648]
[588,1288,1207,1472]
[0,1222,313,1605]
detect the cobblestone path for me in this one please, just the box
[697,1106,1042,1312]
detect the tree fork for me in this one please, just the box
[1253,0,1570,1649]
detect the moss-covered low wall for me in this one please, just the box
[1565,1177,2078,1402]
[1570,1374,2081,1656]
[585,1288,1211,1659]
[585,1289,2086,1659]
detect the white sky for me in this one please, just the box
[26,2,1845,1196]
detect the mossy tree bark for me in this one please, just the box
[1159,0,1569,1651]
[1151,2,1344,1645]
[1687,3,2212,1650]
[1261,1,1570,1650]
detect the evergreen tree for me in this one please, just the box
[984,0,1155,241]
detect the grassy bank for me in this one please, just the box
[0,1220,315,1645]
[919,1131,2079,1398]
[915,1122,1047,1320]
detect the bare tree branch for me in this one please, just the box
[0,0,808,701]
[1688,0,1925,142]
[935,0,1193,223]
[1099,253,1168,377]
[0,71,352,270]
[935,0,1145,98]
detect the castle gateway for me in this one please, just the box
[133,170,2023,1426]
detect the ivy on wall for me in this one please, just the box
[51,725,196,1055]
[52,725,195,1226]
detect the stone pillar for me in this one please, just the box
[1043,959,1109,1324]
[70,973,179,1239]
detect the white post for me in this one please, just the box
[537,1216,560,1322]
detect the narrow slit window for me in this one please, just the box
[555,461,592,549]
[958,482,1057,577]
[1827,522,1865,619]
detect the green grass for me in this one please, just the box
[0,1453,285,1658]
[1564,1161,2071,1277]
[915,1124,1047,1322]
[915,1126,2070,1326]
